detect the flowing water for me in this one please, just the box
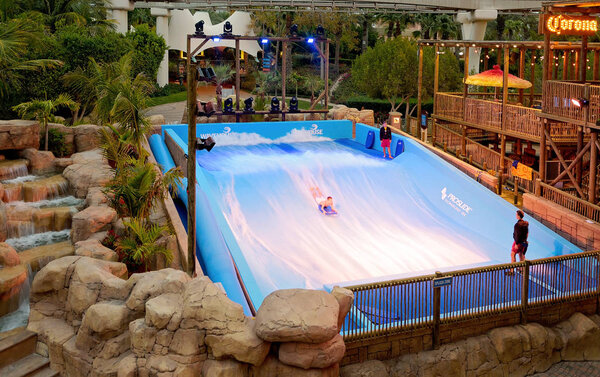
[5,229,71,252]
[0,160,28,181]
[0,265,31,333]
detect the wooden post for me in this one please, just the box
[483,48,489,72]
[417,45,424,141]
[581,35,588,82]
[499,134,506,194]
[501,46,509,131]
[461,126,467,157]
[575,50,580,81]
[324,39,330,119]
[433,44,440,145]
[519,48,525,105]
[521,261,530,324]
[563,50,569,80]
[548,48,554,83]
[590,130,598,203]
[463,46,469,120]
[186,35,197,277]
[542,32,551,82]
[577,126,584,186]
[594,49,599,81]
[535,178,541,196]
[235,39,241,112]
[281,40,287,114]
[540,120,548,182]
[432,272,442,350]
[530,50,536,107]
[570,51,576,80]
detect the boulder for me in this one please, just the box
[48,123,75,155]
[0,242,20,267]
[74,124,102,152]
[145,293,181,330]
[85,187,109,207]
[0,120,40,151]
[279,334,345,369]
[53,157,74,172]
[251,355,339,377]
[182,276,246,334]
[358,109,375,127]
[555,312,600,360]
[341,360,388,377]
[71,206,117,243]
[31,256,81,293]
[169,328,202,356]
[63,150,113,198]
[70,149,106,165]
[79,301,131,335]
[488,326,524,364]
[126,268,191,312]
[116,353,137,377]
[148,114,166,126]
[130,318,157,353]
[255,289,339,343]
[330,286,353,332]
[27,318,76,374]
[202,359,248,377]
[75,239,118,262]
[0,182,4,202]
[204,318,270,366]
[19,148,55,174]
[0,202,6,242]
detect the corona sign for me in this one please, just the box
[545,15,598,35]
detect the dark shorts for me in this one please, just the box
[511,241,528,255]
[381,139,391,148]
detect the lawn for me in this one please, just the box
[148,91,188,106]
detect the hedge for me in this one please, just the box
[344,96,434,117]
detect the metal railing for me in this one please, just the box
[342,251,600,343]
[537,180,600,222]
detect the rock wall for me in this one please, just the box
[327,105,375,127]
[28,256,354,377]
[341,313,600,377]
[0,120,40,151]
[523,193,600,251]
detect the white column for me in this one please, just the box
[107,0,134,34]
[151,8,171,87]
[456,10,498,74]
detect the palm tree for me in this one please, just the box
[12,94,78,151]
[0,18,62,98]
[503,19,525,40]
[303,74,324,106]
[25,0,112,32]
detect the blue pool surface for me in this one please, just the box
[150,121,583,319]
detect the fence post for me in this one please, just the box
[521,261,530,324]
[596,253,600,315]
[534,178,541,197]
[433,271,442,350]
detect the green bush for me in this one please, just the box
[45,128,68,157]
[151,83,186,98]
[345,96,434,117]
[126,24,167,79]
[241,74,256,92]
[332,74,363,103]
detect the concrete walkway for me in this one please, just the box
[530,361,600,376]
[144,101,186,124]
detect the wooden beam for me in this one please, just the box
[434,45,440,95]
[324,40,329,117]
[519,49,525,105]
[530,51,536,107]
[235,39,241,111]
[190,38,210,58]
[580,35,588,82]
[563,51,569,81]
[417,45,424,141]
[549,48,554,82]
[499,134,506,194]
[577,126,584,185]
[549,140,590,186]
[483,48,489,72]
[543,32,551,82]
[501,46,509,131]
[594,49,600,81]
[186,35,197,277]
[544,127,586,198]
[282,40,287,113]
[590,130,598,203]
[540,120,547,182]
[575,50,580,81]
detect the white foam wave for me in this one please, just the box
[6,196,84,209]
[6,230,70,252]
[1,175,38,184]
[212,129,331,147]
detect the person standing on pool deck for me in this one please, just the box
[511,210,529,264]
[380,122,392,159]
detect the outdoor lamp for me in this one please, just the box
[289,97,299,112]
[196,137,216,152]
[289,24,298,37]
[223,21,233,36]
[571,98,589,108]
[194,20,205,36]
[224,98,234,113]
[212,36,221,43]
[316,25,325,37]
[261,38,269,45]
[270,97,280,113]
[243,97,255,113]
[306,37,315,44]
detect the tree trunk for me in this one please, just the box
[394,21,402,37]
[334,36,341,76]
[44,119,49,151]
[405,101,410,134]
[274,42,280,72]
[362,19,369,54]
[387,21,393,39]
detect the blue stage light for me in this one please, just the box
[261,38,269,44]
[307,37,315,44]
[213,36,220,43]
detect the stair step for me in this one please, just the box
[0,330,36,369]
[30,367,59,377]
[0,353,49,377]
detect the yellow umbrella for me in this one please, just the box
[465,65,532,89]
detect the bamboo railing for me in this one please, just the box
[543,81,587,122]
[537,180,600,222]
[342,251,600,342]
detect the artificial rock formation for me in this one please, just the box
[63,149,113,198]
[328,105,375,127]
[28,256,354,377]
[19,148,56,174]
[0,120,40,151]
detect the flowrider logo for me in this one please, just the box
[310,124,323,135]
[199,126,231,139]
[441,187,472,216]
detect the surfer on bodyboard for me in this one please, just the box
[310,187,338,216]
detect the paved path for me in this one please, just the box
[530,361,600,376]
[144,101,186,124]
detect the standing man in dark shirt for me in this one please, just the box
[380,122,392,159]
[510,210,529,266]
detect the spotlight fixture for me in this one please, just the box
[243,97,255,113]
[306,37,315,44]
[316,25,325,37]
[261,38,269,45]
[289,24,298,37]
[289,97,299,112]
[571,97,589,108]
[223,21,233,36]
[196,137,216,152]
[198,101,216,117]
[194,20,205,36]
[223,98,234,114]
[213,36,221,43]
[270,97,280,113]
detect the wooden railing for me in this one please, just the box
[343,251,600,342]
[542,81,587,122]
[537,180,600,222]
[434,93,463,121]
[464,97,503,130]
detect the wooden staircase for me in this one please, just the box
[0,330,57,377]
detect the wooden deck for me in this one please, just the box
[541,80,600,130]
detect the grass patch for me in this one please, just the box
[148,91,188,106]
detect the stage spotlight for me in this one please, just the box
[194,20,205,36]
[316,24,325,37]
[196,137,216,152]
[289,24,298,37]
[270,97,280,113]
[243,97,255,113]
[261,38,269,45]
[224,98,234,114]
[223,21,233,36]
[571,97,589,108]
[289,97,299,112]
[306,37,315,44]
[212,36,220,43]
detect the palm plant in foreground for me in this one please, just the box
[117,217,172,272]
[12,94,78,151]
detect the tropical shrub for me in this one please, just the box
[126,24,167,79]
[46,128,68,157]
[116,217,172,273]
